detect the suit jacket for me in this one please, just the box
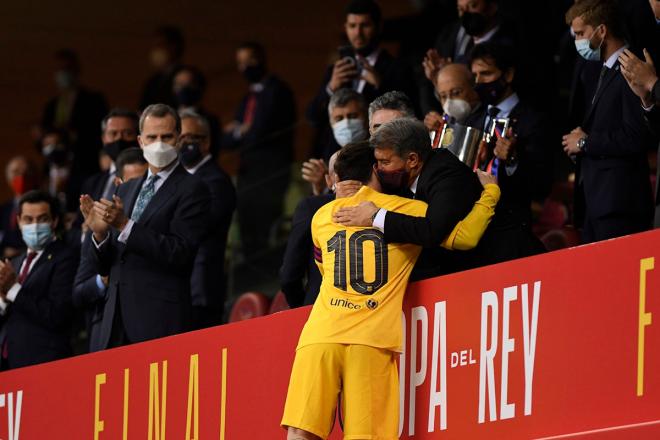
[222,75,296,171]
[189,159,236,319]
[90,164,211,350]
[72,234,105,350]
[383,148,483,280]
[306,49,416,162]
[280,193,334,308]
[2,240,77,369]
[576,61,654,236]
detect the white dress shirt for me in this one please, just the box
[372,175,420,232]
[184,155,212,175]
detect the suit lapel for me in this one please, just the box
[583,64,619,125]
[19,241,58,287]
[137,166,184,225]
[123,175,145,218]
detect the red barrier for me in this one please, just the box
[1,230,660,439]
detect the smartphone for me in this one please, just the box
[338,45,362,77]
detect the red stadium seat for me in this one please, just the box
[268,290,291,314]
[228,292,270,323]
[541,227,581,251]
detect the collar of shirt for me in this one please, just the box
[21,247,46,273]
[185,155,212,175]
[604,43,628,69]
[146,161,179,193]
[109,163,117,175]
[489,92,520,118]
[410,175,420,195]
[474,25,500,45]
[364,48,380,66]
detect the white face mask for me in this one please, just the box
[142,141,178,168]
[443,98,472,123]
[332,118,368,147]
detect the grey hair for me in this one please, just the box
[139,103,181,134]
[101,108,139,133]
[370,117,431,162]
[179,108,211,137]
[368,91,416,122]
[327,88,366,117]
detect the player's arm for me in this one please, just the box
[441,183,500,250]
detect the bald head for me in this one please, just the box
[435,63,480,110]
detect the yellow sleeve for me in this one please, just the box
[440,183,501,250]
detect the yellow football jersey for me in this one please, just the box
[296,183,500,353]
[297,186,427,353]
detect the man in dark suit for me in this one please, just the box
[306,0,416,163]
[0,191,77,369]
[178,110,236,328]
[81,104,210,351]
[334,118,485,279]
[222,42,296,258]
[74,148,148,351]
[563,0,655,243]
[465,42,551,258]
[42,49,108,185]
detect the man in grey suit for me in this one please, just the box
[80,104,210,350]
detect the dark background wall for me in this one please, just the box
[1,0,414,200]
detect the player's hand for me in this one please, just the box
[334,180,362,198]
[333,201,379,226]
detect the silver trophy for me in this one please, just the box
[437,122,484,168]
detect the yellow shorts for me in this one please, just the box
[281,343,399,440]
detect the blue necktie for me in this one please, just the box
[131,175,159,222]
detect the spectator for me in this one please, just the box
[302,89,368,195]
[619,48,660,108]
[140,26,185,109]
[222,42,296,259]
[0,190,77,369]
[368,90,416,134]
[80,103,211,350]
[73,147,147,352]
[114,147,149,185]
[306,0,416,163]
[562,0,655,242]
[178,110,236,329]
[423,63,482,132]
[41,49,108,185]
[172,66,222,157]
[280,151,339,308]
[0,157,38,259]
[467,42,553,246]
[420,0,515,113]
[40,128,76,213]
[81,109,139,207]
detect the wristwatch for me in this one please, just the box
[577,136,587,153]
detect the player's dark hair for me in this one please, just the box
[334,141,376,184]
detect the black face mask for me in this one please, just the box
[47,148,70,167]
[474,77,508,106]
[377,168,410,194]
[178,142,203,168]
[175,85,203,106]
[242,64,266,84]
[103,139,139,162]
[461,12,489,36]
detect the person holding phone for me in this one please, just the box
[306,0,415,164]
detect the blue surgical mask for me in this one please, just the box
[332,118,367,147]
[21,223,53,251]
[575,26,603,61]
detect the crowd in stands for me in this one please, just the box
[0,0,659,369]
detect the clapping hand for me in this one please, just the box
[0,259,17,297]
[80,194,109,241]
